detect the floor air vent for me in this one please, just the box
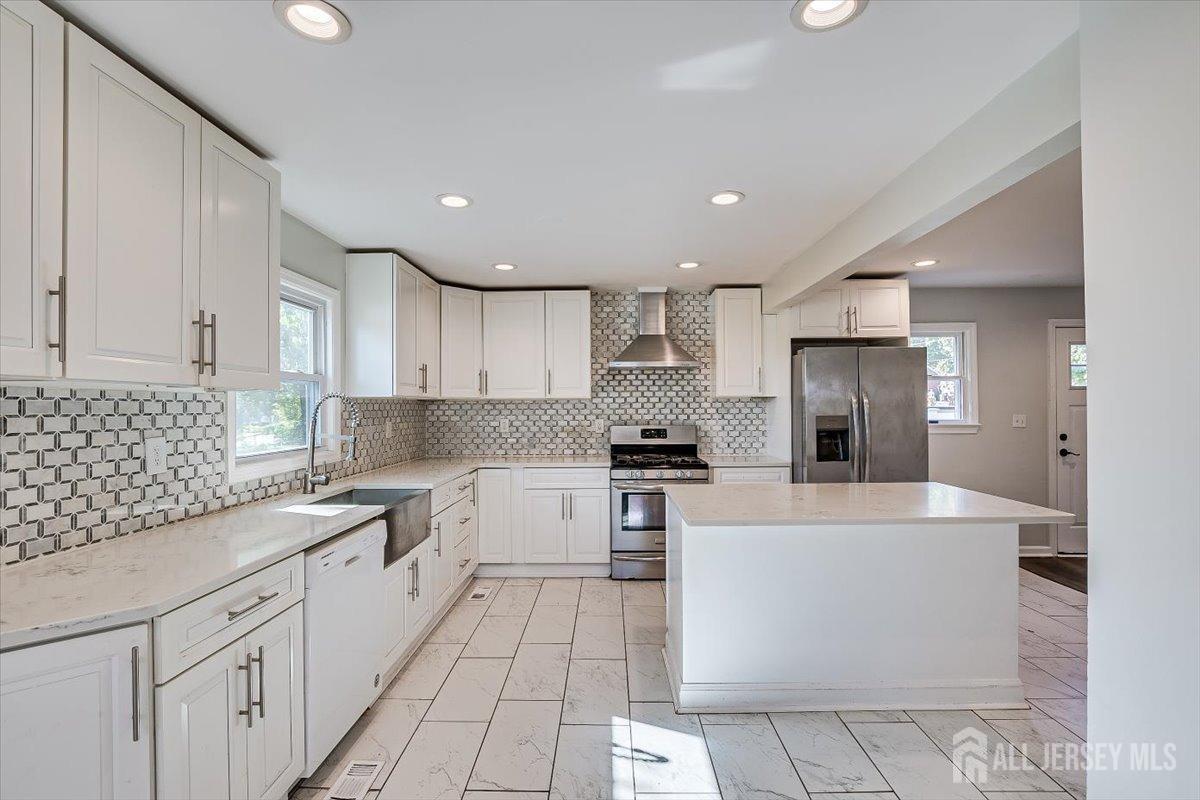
[327,760,384,800]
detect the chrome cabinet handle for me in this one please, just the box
[484,370,488,395]
[458,558,470,567]
[131,645,140,742]
[843,305,851,335]
[546,369,551,394]
[408,561,416,599]
[227,591,280,621]
[209,313,218,376]
[457,482,472,491]
[459,516,471,524]
[251,645,264,718]
[434,522,442,556]
[613,554,666,562]
[849,393,861,483]
[478,368,484,395]
[415,557,420,598]
[862,391,872,483]
[192,309,207,375]
[47,275,66,364]
[653,537,665,545]
[561,493,565,520]
[568,493,573,520]
[757,366,763,393]
[851,306,859,335]
[238,652,253,727]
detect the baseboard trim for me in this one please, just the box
[664,646,1025,712]
[475,563,611,578]
[1019,545,1055,557]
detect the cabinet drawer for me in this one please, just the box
[523,467,608,489]
[451,497,475,545]
[154,554,303,683]
[432,472,475,514]
[453,537,472,581]
[712,466,791,484]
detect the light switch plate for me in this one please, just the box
[1012,414,1027,429]
[145,435,169,475]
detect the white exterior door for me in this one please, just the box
[483,291,546,398]
[545,290,591,398]
[712,288,763,397]
[848,280,909,337]
[0,0,62,378]
[393,262,420,397]
[566,488,610,563]
[440,286,483,398]
[417,276,440,396]
[200,120,280,391]
[476,468,512,563]
[524,489,568,563]
[1053,326,1088,554]
[65,25,202,384]
[796,288,848,338]
[406,541,432,637]
[1,625,152,800]
[156,637,247,800]
[244,603,304,800]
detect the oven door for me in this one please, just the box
[611,481,666,551]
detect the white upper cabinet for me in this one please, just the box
[711,287,764,397]
[796,279,909,339]
[482,291,546,398]
[200,121,280,390]
[545,290,592,398]
[346,252,440,398]
[440,286,483,398]
[65,24,202,384]
[1,624,153,800]
[0,0,62,378]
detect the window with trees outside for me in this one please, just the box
[909,322,979,431]
[229,270,342,481]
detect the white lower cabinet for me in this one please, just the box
[156,602,304,800]
[431,503,456,604]
[476,468,512,563]
[711,466,791,484]
[406,540,433,638]
[524,489,569,563]
[0,624,152,800]
[566,488,610,563]
[524,487,610,564]
[383,540,434,670]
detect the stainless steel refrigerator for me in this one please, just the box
[791,346,928,483]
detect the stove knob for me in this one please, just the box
[655,470,664,479]
[631,469,643,480]
[675,470,685,479]
[686,470,694,478]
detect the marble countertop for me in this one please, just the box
[0,455,607,650]
[665,481,1076,527]
[701,454,791,468]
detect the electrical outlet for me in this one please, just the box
[144,435,169,475]
[498,418,510,435]
[1012,414,1027,429]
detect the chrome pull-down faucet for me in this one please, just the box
[303,393,362,494]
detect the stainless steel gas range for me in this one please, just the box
[609,425,709,579]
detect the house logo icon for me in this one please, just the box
[952,726,989,784]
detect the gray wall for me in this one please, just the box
[282,212,346,290]
[910,287,1085,549]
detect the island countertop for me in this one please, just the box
[664,481,1075,527]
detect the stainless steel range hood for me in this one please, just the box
[608,287,701,370]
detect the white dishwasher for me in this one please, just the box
[303,519,386,776]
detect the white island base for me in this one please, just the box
[663,482,1073,713]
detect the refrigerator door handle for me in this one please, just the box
[861,390,872,483]
[849,393,861,482]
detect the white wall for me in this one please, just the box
[910,288,1085,550]
[1080,2,1200,797]
[281,211,346,290]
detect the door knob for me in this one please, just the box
[1059,448,1081,457]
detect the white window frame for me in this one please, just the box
[227,269,343,483]
[910,322,980,434]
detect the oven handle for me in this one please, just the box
[612,554,666,562]
[611,483,666,491]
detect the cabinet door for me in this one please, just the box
[848,280,909,337]
[407,541,432,637]
[382,559,409,661]
[65,25,202,384]
[417,276,441,396]
[523,489,568,563]
[244,603,304,800]
[393,260,420,397]
[476,468,512,564]
[0,0,62,378]
[431,505,455,603]
[796,287,849,338]
[345,253,395,396]
[482,291,546,398]
[1,624,153,800]
[200,120,280,391]
[567,488,610,564]
[440,285,483,398]
[711,288,763,397]
[712,466,790,484]
[545,290,591,398]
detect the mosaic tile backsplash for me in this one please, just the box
[428,290,768,455]
[1,386,426,564]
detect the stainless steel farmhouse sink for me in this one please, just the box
[311,488,430,567]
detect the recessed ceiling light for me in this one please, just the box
[790,0,868,32]
[676,262,701,270]
[493,263,516,271]
[912,259,939,268]
[708,191,745,206]
[437,194,472,208]
[273,0,351,44]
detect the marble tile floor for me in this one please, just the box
[294,569,1088,800]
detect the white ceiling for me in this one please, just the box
[60,0,1079,289]
[851,148,1084,287]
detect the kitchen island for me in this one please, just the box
[662,481,1073,712]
